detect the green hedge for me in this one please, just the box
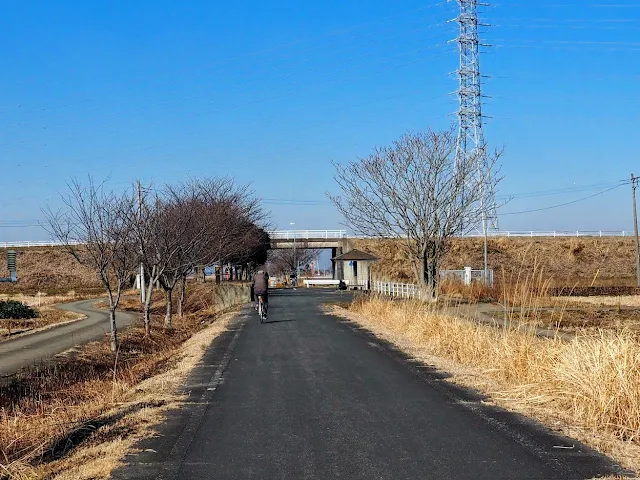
[0,300,39,320]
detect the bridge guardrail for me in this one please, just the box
[268,230,347,240]
[0,241,81,248]
[354,230,634,239]
[1,230,634,247]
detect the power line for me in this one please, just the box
[501,182,629,216]
[491,3,640,9]
[0,180,632,226]
[498,179,630,199]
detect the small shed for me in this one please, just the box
[332,249,378,290]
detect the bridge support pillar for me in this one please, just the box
[332,246,344,280]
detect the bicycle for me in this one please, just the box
[257,295,267,323]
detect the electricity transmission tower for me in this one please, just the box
[453,0,496,280]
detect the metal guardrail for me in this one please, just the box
[463,231,633,238]
[354,230,634,239]
[0,240,81,248]
[1,230,633,247]
[268,230,347,240]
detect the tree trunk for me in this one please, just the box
[195,266,206,283]
[142,267,156,335]
[426,258,438,299]
[109,307,118,352]
[421,242,439,300]
[143,302,151,335]
[144,279,154,335]
[165,288,173,327]
[178,276,186,318]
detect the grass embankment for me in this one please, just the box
[332,295,640,473]
[0,247,102,295]
[0,282,248,479]
[2,236,636,294]
[353,236,638,287]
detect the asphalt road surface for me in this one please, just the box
[0,298,137,377]
[115,289,627,480]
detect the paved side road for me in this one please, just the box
[114,289,628,480]
[0,299,137,377]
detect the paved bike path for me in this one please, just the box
[0,298,137,377]
[115,289,626,479]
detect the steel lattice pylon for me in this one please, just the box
[453,0,496,276]
[455,0,485,163]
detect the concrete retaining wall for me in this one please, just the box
[212,283,250,311]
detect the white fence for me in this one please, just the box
[372,281,423,299]
[372,268,494,300]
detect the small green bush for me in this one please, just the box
[0,300,39,320]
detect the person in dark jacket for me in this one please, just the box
[252,268,269,310]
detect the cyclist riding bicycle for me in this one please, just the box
[251,268,269,313]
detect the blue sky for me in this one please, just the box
[1,0,639,241]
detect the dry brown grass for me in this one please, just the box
[564,295,640,308]
[334,295,640,473]
[44,311,237,480]
[0,282,247,479]
[0,291,90,308]
[353,236,638,287]
[0,307,85,338]
[520,308,640,334]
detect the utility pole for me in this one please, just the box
[290,222,298,286]
[453,0,495,285]
[137,180,146,304]
[632,174,640,287]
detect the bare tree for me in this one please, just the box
[266,248,321,277]
[153,177,270,323]
[158,185,216,327]
[190,177,270,276]
[45,178,138,351]
[329,127,503,298]
[136,187,208,332]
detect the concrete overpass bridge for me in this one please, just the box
[267,230,349,279]
[268,230,347,250]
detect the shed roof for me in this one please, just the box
[332,249,379,261]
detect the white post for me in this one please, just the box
[464,267,472,286]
